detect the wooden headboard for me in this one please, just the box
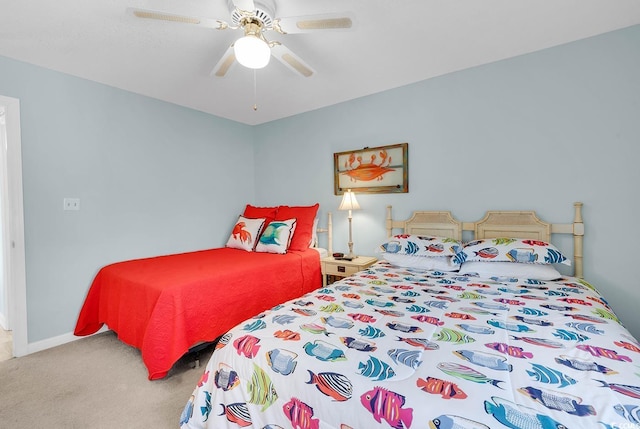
[386,202,585,278]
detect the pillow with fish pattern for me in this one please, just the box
[255,219,297,254]
[225,215,266,252]
[459,261,563,280]
[378,235,462,257]
[453,238,571,265]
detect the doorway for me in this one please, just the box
[0,95,27,358]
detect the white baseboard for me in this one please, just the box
[25,326,110,355]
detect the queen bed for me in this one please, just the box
[180,202,640,429]
[74,204,331,380]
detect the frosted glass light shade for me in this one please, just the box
[234,35,271,69]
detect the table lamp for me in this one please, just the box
[338,189,360,259]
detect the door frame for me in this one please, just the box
[0,95,27,357]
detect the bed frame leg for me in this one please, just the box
[573,202,584,278]
[188,342,212,369]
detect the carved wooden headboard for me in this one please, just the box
[386,203,585,278]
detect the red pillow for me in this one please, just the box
[243,205,278,228]
[275,203,319,251]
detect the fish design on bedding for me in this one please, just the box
[596,380,640,399]
[214,365,239,391]
[453,349,513,372]
[526,363,576,388]
[303,340,346,362]
[360,386,413,429]
[306,370,353,401]
[437,362,504,388]
[219,402,251,427]
[509,335,565,349]
[554,355,618,375]
[416,376,468,399]
[357,355,395,380]
[484,396,566,429]
[247,364,278,411]
[614,403,640,424]
[282,397,319,429]
[433,328,475,344]
[518,386,596,416]
[233,335,261,358]
[576,344,632,361]
[485,342,533,359]
[181,260,640,429]
[266,348,298,375]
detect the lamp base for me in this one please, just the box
[346,241,356,260]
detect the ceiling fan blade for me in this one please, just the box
[273,13,354,34]
[127,7,228,30]
[231,0,256,14]
[211,45,236,78]
[270,43,315,78]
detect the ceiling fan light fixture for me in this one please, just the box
[234,34,271,69]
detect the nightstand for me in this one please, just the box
[321,256,377,286]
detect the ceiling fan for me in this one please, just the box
[128,0,354,78]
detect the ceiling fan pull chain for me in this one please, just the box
[253,69,258,111]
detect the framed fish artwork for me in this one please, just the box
[334,142,408,195]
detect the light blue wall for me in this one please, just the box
[254,25,640,338]
[0,57,255,342]
[1,24,639,346]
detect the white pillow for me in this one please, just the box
[458,261,562,281]
[255,219,297,254]
[309,217,319,247]
[382,253,460,272]
[225,216,266,252]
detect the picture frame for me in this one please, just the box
[334,143,408,195]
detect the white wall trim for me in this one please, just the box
[26,326,110,355]
[0,95,27,357]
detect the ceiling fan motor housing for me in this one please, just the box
[230,0,275,27]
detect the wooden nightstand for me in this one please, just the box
[321,256,377,286]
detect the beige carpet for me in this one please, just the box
[0,331,214,428]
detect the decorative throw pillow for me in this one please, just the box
[255,219,297,254]
[453,238,571,265]
[275,204,319,251]
[378,235,462,257]
[225,216,266,252]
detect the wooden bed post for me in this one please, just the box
[386,205,393,237]
[327,211,333,255]
[573,202,584,279]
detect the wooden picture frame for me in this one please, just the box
[334,143,408,195]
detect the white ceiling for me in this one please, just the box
[1,0,639,125]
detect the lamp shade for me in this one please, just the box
[234,35,271,69]
[338,189,360,211]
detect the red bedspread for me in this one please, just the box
[74,247,321,379]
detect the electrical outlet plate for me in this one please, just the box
[63,198,80,211]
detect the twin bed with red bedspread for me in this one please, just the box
[74,204,325,380]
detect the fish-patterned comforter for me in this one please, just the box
[180,261,640,429]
